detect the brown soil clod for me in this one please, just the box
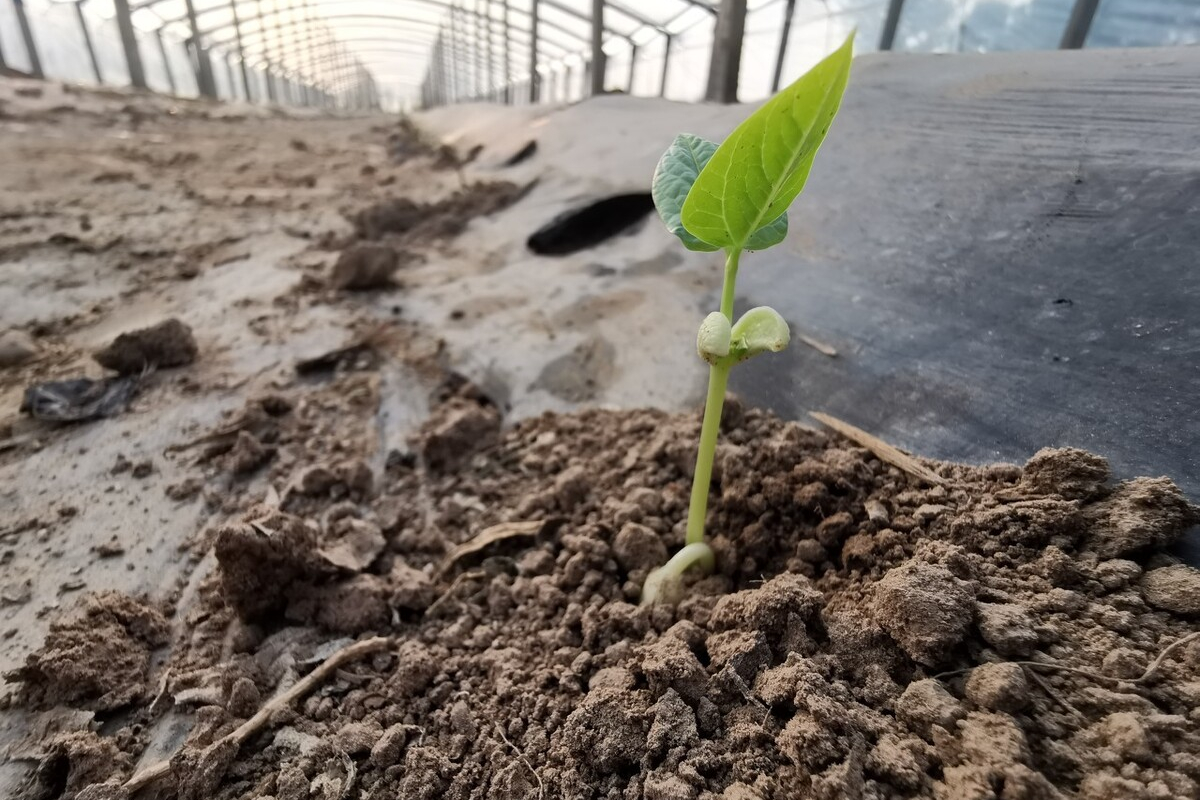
[6,592,169,711]
[93,318,198,375]
[329,243,407,290]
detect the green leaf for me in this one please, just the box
[696,311,732,364]
[728,306,790,363]
[652,133,721,252]
[653,133,791,252]
[681,32,854,251]
[744,213,788,250]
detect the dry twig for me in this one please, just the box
[123,636,390,792]
[797,333,838,357]
[810,412,947,486]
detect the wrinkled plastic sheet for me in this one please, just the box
[20,376,138,423]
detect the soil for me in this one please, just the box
[1,78,1198,800]
[7,371,1200,799]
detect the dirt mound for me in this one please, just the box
[350,182,527,243]
[93,319,197,375]
[8,393,1200,799]
[6,592,168,712]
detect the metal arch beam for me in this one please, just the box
[235,30,568,70]
[147,0,610,47]
[549,0,665,35]
[1060,0,1100,49]
[280,42,484,72]
[203,12,590,66]
[132,0,656,98]
[205,13,581,65]
[232,24,570,85]
[210,23,572,76]
[537,0,641,43]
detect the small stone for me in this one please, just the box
[794,539,825,564]
[896,679,965,738]
[964,663,1028,712]
[864,499,890,524]
[976,602,1038,657]
[613,523,668,574]
[296,465,337,496]
[914,504,949,523]
[0,329,37,368]
[130,460,154,479]
[1141,565,1200,615]
[330,243,401,290]
[872,562,974,666]
[866,733,927,791]
[722,784,764,800]
[553,465,590,510]
[370,724,415,767]
[815,511,853,546]
[449,700,476,737]
[226,677,260,717]
[390,559,434,610]
[335,720,382,755]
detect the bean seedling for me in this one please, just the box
[642,34,855,605]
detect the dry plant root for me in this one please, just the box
[496,723,544,800]
[123,636,390,792]
[936,631,1200,689]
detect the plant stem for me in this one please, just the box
[720,248,740,318]
[685,248,740,547]
[686,363,729,545]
